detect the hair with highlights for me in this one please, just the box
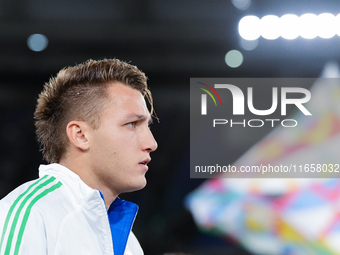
[34,58,152,163]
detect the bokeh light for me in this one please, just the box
[260,15,280,40]
[317,13,336,39]
[231,0,251,11]
[238,16,261,40]
[280,14,300,40]
[239,13,340,40]
[225,50,243,68]
[27,34,48,52]
[240,38,258,51]
[297,13,318,39]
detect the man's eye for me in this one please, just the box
[127,122,136,128]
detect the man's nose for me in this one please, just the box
[143,128,158,152]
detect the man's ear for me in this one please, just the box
[66,121,90,151]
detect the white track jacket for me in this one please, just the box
[0,163,144,255]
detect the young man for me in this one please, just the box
[0,59,158,255]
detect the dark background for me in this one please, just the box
[1,1,340,254]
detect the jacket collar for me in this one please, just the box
[39,163,104,210]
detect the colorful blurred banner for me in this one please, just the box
[186,62,340,255]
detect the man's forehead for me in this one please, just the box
[107,82,143,96]
[107,83,146,103]
[103,82,152,119]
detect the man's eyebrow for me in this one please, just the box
[125,114,152,123]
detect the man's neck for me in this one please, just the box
[59,157,118,210]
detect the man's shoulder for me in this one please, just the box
[0,179,39,208]
[0,175,65,217]
[0,176,68,255]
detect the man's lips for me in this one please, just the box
[139,158,151,165]
[139,158,151,170]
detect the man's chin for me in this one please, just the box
[123,178,147,194]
